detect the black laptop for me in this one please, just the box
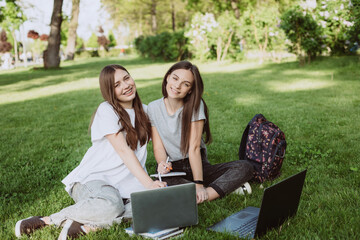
[208,169,307,239]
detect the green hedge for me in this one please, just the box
[134,31,189,61]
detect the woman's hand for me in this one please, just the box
[157,161,172,174]
[195,184,208,204]
[148,180,167,189]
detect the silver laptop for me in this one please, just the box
[208,169,307,239]
[130,183,198,234]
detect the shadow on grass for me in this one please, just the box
[0,56,161,88]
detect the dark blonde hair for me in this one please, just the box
[162,61,212,156]
[96,64,151,150]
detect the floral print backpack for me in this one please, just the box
[239,114,287,183]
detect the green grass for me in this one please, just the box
[1,55,359,239]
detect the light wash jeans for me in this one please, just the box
[50,180,132,228]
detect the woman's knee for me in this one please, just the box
[92,195,125,220]
[230,160,254,179]
[89,185,125,218]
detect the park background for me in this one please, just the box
[0,0,359,239]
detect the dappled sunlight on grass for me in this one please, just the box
[128,63,171,80]
[0,71,93,94]
[0,56,167,105]
[0,77,99,104]
[235,94,263,106]
[266,79,337,92]
[0,76,161,105]
[198,61,260,74]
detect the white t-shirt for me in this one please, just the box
[62,101,148,198]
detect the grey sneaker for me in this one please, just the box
[15,216,46,237]
[234,182,252,195]
[58,220,86,240]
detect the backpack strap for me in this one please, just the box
[239,124,250,160]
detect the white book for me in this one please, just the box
[156,229,184,240]
[125,226,181,239]
[150,172,186,178]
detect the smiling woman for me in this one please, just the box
[13,64,166,239]
[147,60,254,204]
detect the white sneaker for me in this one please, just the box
[234,182,252,195]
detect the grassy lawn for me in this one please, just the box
[1,55,359,239]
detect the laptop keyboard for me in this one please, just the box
[234,216,258,236]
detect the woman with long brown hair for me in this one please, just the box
[15,65,166,239]
[148,61,253,204]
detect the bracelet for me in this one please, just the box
[193,180,204,185]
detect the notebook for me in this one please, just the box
[150,172,186,178]
[207,169,307,239]
[130,183,198,234]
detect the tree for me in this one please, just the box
[86,33,99,49]
[185,13,218,61]
[0,0,26,68]
[102,0,189,38]
[240,2,284,64]
[313,0,357,55]
[0,29,12,53]
[209,13,238,62]
[65,0,80,60]
[44,0,63,69]
[108,31,117,48]
[280,6,323,64]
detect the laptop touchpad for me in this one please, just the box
[234,212,251,219]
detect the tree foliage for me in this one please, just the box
[108,31,117,48]
[313,0,359,55]
[134,31,188,61]
[0,29,12,53]
[101,0,189,37]
[86,33,99,49]
[280,6,323,63]
[0,0,26,66]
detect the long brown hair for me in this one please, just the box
[162,61,212,156]
[96,64,151,150]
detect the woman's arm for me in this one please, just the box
[152,126,172,174]
[188,120,208,203]
[106,132,166,189]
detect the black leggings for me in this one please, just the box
[163,149,254,198]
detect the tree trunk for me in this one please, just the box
[171,1,175,32]
[11,31,18,68]
[221,31,234,62]
[216,36,222,62]
[230,0,240,19]
[151,0,157,34]
[44,0,63,68]
[65,0,80,60]
[20,25,27,68]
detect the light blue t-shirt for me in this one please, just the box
[147,97,206,161]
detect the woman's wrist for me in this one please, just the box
[193,180,204,185]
